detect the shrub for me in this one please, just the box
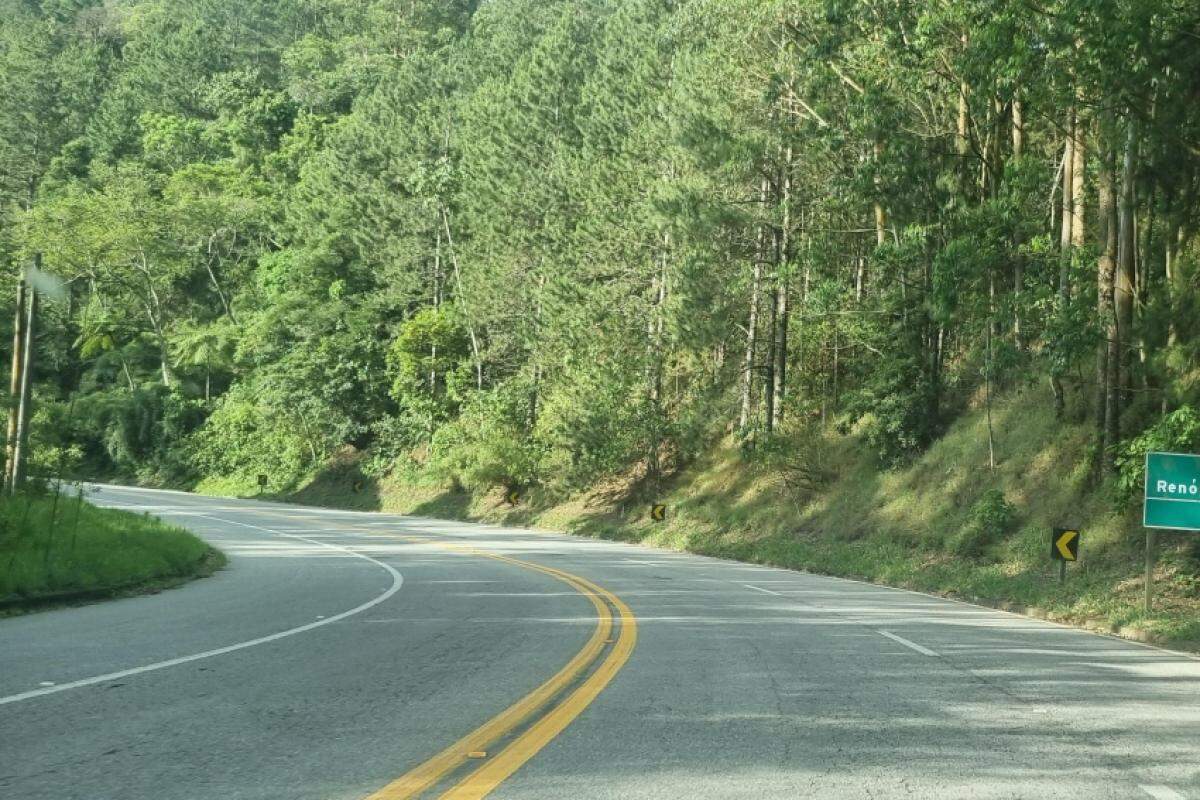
[750,429,834,497]
[50,386,206,484]
[428,382,543,491]
[948,489,1016,558]
[1114,406,1200,507]
[189,382,330,488]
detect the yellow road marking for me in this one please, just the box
[364,556,611,800]
[254,511,636,799]
[437,569,636,799]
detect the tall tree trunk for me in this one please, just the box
[1115,118,1137,400]
[763,281,777,433]
[957,78,972,200]
[771,277,788,430]
[1059,114,1075,294]
[1163,210,1182,412]
[649,236,668,406]
[738,176,770,433]
[763,167,778,434]
[771,146,793,431]
[203,236,237,325]
[429,222,442,402]
[1073,105,1091,300]
[442,208,484,390]
[1050,114,1076,417]
[831,324,840,420]
[1011,95,1025,345]
[1011,96,1024,159]
[1096,129,1118,474]
[873,137,887,248]
[159,341,172,388]
[12,290,37,491]
[647,235,668,481]
[527,274,545,432]
[737,255,762,432]
[4,279,26,492]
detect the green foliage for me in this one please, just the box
[948,489,1017,559]
[40,387,207,484]
[387,307,471,407]
[1114,406,1200,506]
[429,383,543,490]
[189,383,321,489]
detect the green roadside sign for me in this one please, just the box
[1144,451,1200,531]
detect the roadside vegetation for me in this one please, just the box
[0,488,223,611]
[2,4,1199,640]
[286,387,1200,648]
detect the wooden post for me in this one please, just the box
[4,278,26,492]
[1144,528,1156,613]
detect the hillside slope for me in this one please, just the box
[284,386,1200,649]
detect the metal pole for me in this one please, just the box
[11,288,36,491]
[4,278,26,492]
[1144,528,1156,613]
[1059,559,1066,584]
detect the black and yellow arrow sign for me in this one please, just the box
[506,489,521,506]
[1051,528,1080,561]
[651,504,667,522]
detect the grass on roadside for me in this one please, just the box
[0,489,224,610]
[276,385,1200,650]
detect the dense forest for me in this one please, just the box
[2,0,1199,503]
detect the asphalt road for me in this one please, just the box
[2,485,1198,800]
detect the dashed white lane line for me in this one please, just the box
[746,582,942,657]
[0,513,403,707]
[743,583,785,596]
[1140,786,1187,800]
[878,630,939,657]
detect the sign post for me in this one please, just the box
[1144,529,1156,613]
[1142,451,1200,612]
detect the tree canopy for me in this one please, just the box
[3,0,1200,495]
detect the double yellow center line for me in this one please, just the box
[371,549,636,799]
[264,512,636,800]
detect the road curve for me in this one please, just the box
[1,485,1198,800]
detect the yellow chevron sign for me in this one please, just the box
[1052,528,1079,561]
[651,504,666,521]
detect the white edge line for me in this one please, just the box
[878,630,939,657]
[1140,786,1186,800]
[0,514,403,706]
[743,583,785,597]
